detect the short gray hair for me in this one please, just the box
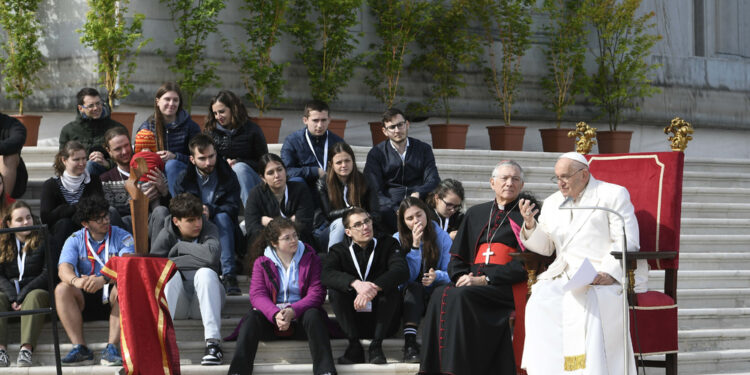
[492,160,524,181]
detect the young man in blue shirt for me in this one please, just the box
[55,196,134,366]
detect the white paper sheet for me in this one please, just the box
[563,258,597,292]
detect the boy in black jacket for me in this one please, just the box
[322,207,408,365]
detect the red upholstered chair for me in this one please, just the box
[586,151,683,375]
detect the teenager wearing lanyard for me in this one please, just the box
[280,100,345,194]
[55,196,134,366]
[427,178,465,240]
[314,142,381,251]
[245,153,314,249]
[0,201,49,367]
[322,207,409,365]
[228,218,335,375]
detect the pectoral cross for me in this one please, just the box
[482,246,494,265]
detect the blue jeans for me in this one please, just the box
[165,159,188,197]
[232,162,262,206]
[327,218,346,250]
[86,160,109,177]
[213,212,236,276]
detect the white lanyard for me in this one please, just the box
[435,209,449,232]
[279,187,289,218]
[343,185,351,207]
[85,229,111,303]
[16,238,25,282]
[349,238,377,281]
[304,129,328,171]
[272,249,295,304]
[117,167,130,178]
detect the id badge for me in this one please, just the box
[276,303,291,310]
[356,301,372,313]
[13,279,20,294]
[102,284,109,305]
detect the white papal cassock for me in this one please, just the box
[520,176,649,375]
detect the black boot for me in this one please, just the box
[369,339,387,364]
[338,339,365,364]
[403,334,420,363]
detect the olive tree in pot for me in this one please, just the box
[412,0,479,149]
[365,0,431,145]
[586,0,660,153]
[160,0,226,117]
[78,0,151,135]
[473,0,534,151]
[538,0,587,152]
[289,0,364,139]
[0,0,45,146]
[231,0,290,143]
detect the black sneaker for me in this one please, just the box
[201,342,223,365]
[337,340,365,364]
[223,274,242,296]
[403,340,420,363]
[368,342,387,364]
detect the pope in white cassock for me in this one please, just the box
[518,152,649,375]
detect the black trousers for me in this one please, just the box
[328,288,401,341]
[228,308,335,375]
[402,281,431,326]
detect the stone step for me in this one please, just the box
[0,363,420,375]
[680,218,750,235]
[678,328,750,352]
[679,235,750,253]
[679,252,750,270]
[681,202,750,219]
[648,270,750,289]
[22,339,415,369]
[679,308,750,330]
[677,288,750,309]
[643,350,750,375]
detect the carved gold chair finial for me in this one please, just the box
[664,117,694,152]
[568,121,597,154]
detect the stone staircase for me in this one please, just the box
[4,146,749,374]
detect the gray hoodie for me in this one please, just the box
[150,215,221,275]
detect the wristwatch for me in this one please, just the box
[485,276,491,285]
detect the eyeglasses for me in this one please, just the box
[80,102,103,110]
[348,217,373,231]
[440,197,461,210]
[278,232,299,242]
[494,175,523,183]
[89,214,110,224]
[551,168,585,184]
[384,121,407,132]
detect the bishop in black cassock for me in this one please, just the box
[420,161,539,375]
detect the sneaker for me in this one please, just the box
[17,348,33,367]
[223,274,242,296]
[0,349,9,367]
[201,342,223,365]
[61,344,95,366]
[402,341,420,363]
[337,339,365,364]
[100,343,123,366]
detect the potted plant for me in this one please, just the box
[0,0,45,146]
[365,0,430,145]
[473,0,534,151]
[231,0,290,143]
[78,0,151,135]
[289,0,363,138]
[412,0,479,149]
[586,0,660,153]
[160,0,226,117]
[538,0,587,152]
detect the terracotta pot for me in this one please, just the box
[110,111,137,137]
[251,117,283,143]
[539,128,576,153]
[11,114,42,147]
[369,121,388,146]
[429,123,469,149]
[191,114,208,130]
[597,130,633,154]
[328,119,347,139]
[486,125,526,151]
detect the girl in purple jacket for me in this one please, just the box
[228,218,336,375]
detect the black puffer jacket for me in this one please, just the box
[207,120,268,172]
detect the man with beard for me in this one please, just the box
[171,134,242,295]
[59,88,128,176]
[420,160,535,375]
